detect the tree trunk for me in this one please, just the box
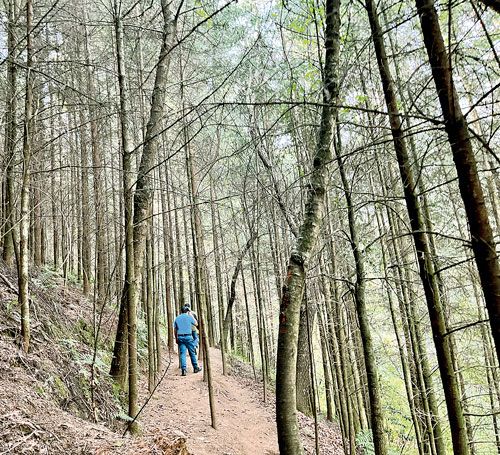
[415,0,500,369]
[335,122,388,454]
[222,232,256,346]
[83,16,106,307]
[185,120,217,430]
[209,175,227,373]
[160,174,174,351]
[172,187,185,312]
[276,0,340,451]
[296,297,314,416]
[251,233,269,402]
[381,171,443,455]
[182,200,195,310]
[317,305,334,422]
[146,224,155,392]
[19,0,34,353]
[114,1,136,425]
[372,177,424,455]
[365,0,469,451]
[241,266,257,380]
[2,0,19,267]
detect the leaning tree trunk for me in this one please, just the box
[415,0,500,369]
[276,0,340,452]
[365,0,469,452]
[222,232,256,345]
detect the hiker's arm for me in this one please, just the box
[174,327,178,344]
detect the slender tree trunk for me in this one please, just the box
[251,233,269,402]
[19,0,34,353]
[276,0,340,451]
[182,200,195,310]
[121,0,177,430]
[173,188,184,312]
[222,232,256,346]
[82,14,106,306]
[335,124,388,454]
[49,90,59,269]
[209,175,227,373]
[2,0,19,267]
[372,176,424,455]
[165,161,179,314]
[317,304,334,422]
[146,224,155,392]
[365,0,468,451]
[113,3,141,430]
[415,0,500,368]
[185,123,217,430]
[241,266,257,380]
[305,290,320,455]
[296,296,315,416]
[30,92,42,268]
[379,170,441,455]
[320,253,350,452]
[160,175,174,351]
[79,105,91,296]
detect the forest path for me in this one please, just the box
[137,346,279,455]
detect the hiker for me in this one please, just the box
[174,305,202,376]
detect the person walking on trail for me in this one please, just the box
[174,305,202,376]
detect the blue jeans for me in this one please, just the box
[178,335,198,371]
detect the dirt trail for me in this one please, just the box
[137,347,279,455]
[0,259,342,454]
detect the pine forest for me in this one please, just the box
[0,0,500,454]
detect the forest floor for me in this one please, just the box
[105,346,345,455]
[0,259,344,454]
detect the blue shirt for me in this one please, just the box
[174,313,197,335]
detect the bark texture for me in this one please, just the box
[415,0,500,374]
[114,3,136,430]
[367,0,469,451]
[276,0,340,452]
[19,0,34,353]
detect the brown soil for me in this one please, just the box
[135,348,280,455]
[99,346,344,455]
[0,259,344,454]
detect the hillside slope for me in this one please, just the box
[0,259,344,454]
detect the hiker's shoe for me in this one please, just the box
[194,366,202,373]
[181,369,187,376]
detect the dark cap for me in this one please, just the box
[182,305,191,313]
